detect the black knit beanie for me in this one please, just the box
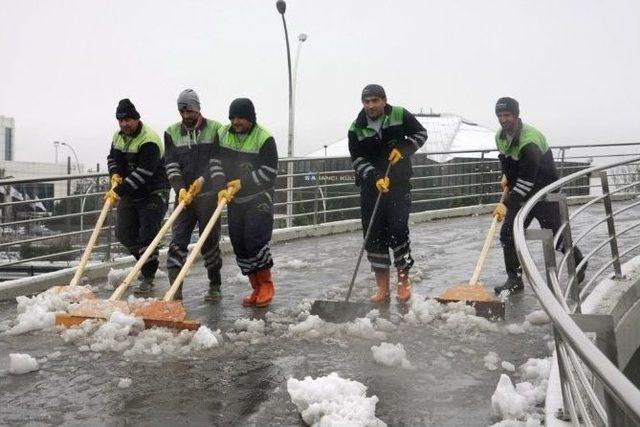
[115,99,140,120]
[228,98,256,123]
[495,97,519,116]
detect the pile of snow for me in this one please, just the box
[504,323,528,335]
[60,312,223,358]
[287,372,386,427]
[9,353,39,374]
[490,357,551,424]
[106,268,130,290]
[371,342,414,370]
[287,314,391,342]
[227,318,267,344]
[3,286,90,335]
[525,310,550,325]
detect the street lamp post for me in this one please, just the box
[53,141,60,164]
[59,141,81,174]
[276,0,295,228]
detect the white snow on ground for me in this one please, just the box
[9,353,39,374]
[3,286,92,335]
[484,351,500,371]
[280,259,310,270]
[227,318,267,344]
[287,315,389,342]
[117,377,132,388]
[226,272,248,285]
[287,372,386,427]
[505,322,528,335]
[524,310,550,325]
[58,312,223,358]
[371,342,414,370]
[501,361,516,372]
[490,357,550,424]
[106,268,130,290]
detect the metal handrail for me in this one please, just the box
[514,156,640,425]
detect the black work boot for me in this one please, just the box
[168,268,183,300]
[494,275,524,295]
[573,247,588,285]
[494,246,524,295]
[134,275,155,296]
[204,270,222,302]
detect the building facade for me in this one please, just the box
[0,116,15,161]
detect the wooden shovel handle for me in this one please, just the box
[163,196,227,302]
[69,198,113,287]
[468,189,508,286]
[110,177,204,301]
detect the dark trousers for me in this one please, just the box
[167,192,222,283]
[360,185,414,272]
[228,193,274,275]
[500,200,563,275]
[115,192,168,279]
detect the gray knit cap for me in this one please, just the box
[177,89,200,112]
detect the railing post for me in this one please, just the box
[286,160,294,228]
[555,193,581,313]
[313,172,319,225]
[526,228,573,422]
[599,171,624,279]
[477,151,485,205]
[560,148,566,178]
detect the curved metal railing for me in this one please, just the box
[514,156,640,425]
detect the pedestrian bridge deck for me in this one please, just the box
[0,206,637,426]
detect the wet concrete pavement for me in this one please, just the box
[1,202,638,426]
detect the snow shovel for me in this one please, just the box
[434,189,507,319]
[128,191,228,331]
[310,163,392,323]
[55,178,204,329]
[49,191,117,303]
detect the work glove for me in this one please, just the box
[388,148,403,165]
[104,188,119,205]
[110,173,123,188]
[500,175,509,190]
[218,188,232,204]
[178,188,194,206]
[188,178,203,197]
[227,179,242,197]
[375,177,390,193]
[493,202,507,222]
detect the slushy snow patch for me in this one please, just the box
[117,377,132,388]
[501,361,516,372]
[484,351,500,371]
[505,323,527,335]
[371,342,414,369]
[525,310,550,325]
[9,353,39,374]
[491,374,528,420]
[106,268,129,290]
[287,372,386,427]
[281,259,309,270]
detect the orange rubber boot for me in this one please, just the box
[396,270,411,302]
[255,268,275,307]
[242,273,260,306]
[370,270,390,303]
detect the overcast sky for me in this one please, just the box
[1,0,639,169]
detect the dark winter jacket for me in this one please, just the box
[496,119,559,209]
[164,117,223,195]
[212,123,278,204]
[348,104,427,189]
[107,123,170,200]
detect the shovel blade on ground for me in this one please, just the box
[310,300,373,323]
[433,297,505,320]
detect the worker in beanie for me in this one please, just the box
[214,98,278,307]
[164,89,225,301]
[492,96,587,294]
[105,99,170,294]
[348,84,428,303]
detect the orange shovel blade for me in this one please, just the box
[130,300,187,322]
